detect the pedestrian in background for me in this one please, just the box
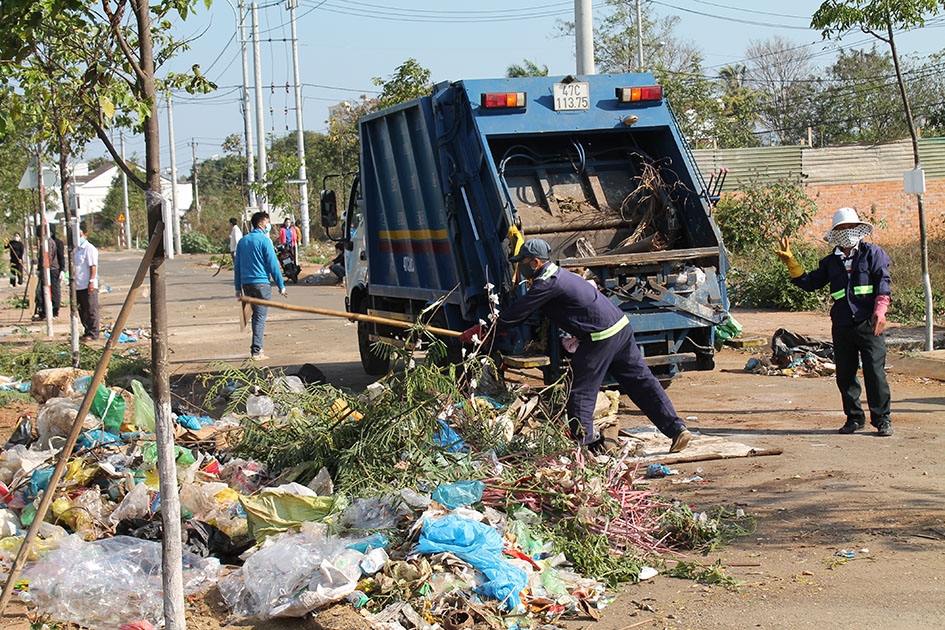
[279,217,298,265]
[74,222,100,340]
[49,225,65,317]
[6,232,25,286]
[775,207,893,436]
[229,217,242,263]
[461,238,692,454]
[33,226,62,320]
[234,211,286,361]
[323,242,345,284]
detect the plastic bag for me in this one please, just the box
[22,535,222,628]
[35,395,89,449]
[176,415,214,431]
[415,515,527,610]
[141,441,196,466]
[218,523,363,619]
[6,414,34,446]
[219,458,267,494]
[109,482,152,523]
[179,481,229,521]
[713,315,743,350]
[241,485,344,543]
[337,495,409,533]
[131,380,156,433]
[432,480,485,510]
[90,384,126,434]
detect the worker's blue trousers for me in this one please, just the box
[566,323,685,443]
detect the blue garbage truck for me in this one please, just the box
[320,73,730,379]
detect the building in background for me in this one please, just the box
[68,162,193,220]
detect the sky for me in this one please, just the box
[88,0,945,173]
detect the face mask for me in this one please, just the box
[13,236,20,242]
[79,237,87,246]
[519,261,537,280]
[828,226,869,249]
[264,223,272,233]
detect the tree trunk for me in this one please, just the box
[57,133,81,366]
[132,1,185,627]
[887,18,933,351]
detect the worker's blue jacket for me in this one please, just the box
[792,242,891,326]
[234,229,284,292]
[496,262,628,341]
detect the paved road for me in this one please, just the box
[92,250,373,390]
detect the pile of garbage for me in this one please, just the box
[0,340,724,628]
[744,328,836,378]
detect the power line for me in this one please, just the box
[650,0,813,30]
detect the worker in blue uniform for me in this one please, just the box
[775,207,893,436]
[461,238,691,454]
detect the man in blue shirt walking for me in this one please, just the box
[235,211,286,361]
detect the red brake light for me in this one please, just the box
[481,92,527,109]
[615,85,662,103]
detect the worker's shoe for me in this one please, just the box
[874,421,893,437]
[251,352,269,361]
[669,429,691,453]
[838,419,865,434]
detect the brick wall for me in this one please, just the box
[799,180,945,245]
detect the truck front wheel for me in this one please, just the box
[356,306,391,375]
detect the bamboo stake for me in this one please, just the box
[239,296,463,338]
[0,222,164,618]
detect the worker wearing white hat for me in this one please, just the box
[775,207,893,436]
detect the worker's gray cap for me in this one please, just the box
[509,238,552,262]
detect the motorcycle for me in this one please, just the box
[276,243,301,283]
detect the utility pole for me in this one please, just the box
[252,2,268,213]
[574,0,594,75]
[166,93,179,257]
[636,0,644,72]
[238,0,257,214]
[121,134,131,249]
[287,0,309,245]
[191,140,200,223]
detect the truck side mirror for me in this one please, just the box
[320,190,338,228]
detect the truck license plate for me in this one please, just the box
[553,81,590,111]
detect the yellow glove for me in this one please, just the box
[774,236,804,278]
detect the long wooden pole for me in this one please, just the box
[0,223,164,618]
[240,296,463,338]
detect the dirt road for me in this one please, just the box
[1,252,943,629]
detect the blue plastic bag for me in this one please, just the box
[29,467,54,498]
[77,429,122,449]
[432,480,485,510]
[176,415,214,431]
[346,532,389,553]
[434,419,466,453]
[415,515,527,610]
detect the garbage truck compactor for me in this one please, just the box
[321,73,730,379]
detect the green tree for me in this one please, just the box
[714,179,817,254]
[814,47,905,144]
[99,163,147,243]
[656,56,724,148]
[372,58,432,110]
[812,0,942,349]
[0,2,213,619]
[506,59,549,78]
[716,64,760,148]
